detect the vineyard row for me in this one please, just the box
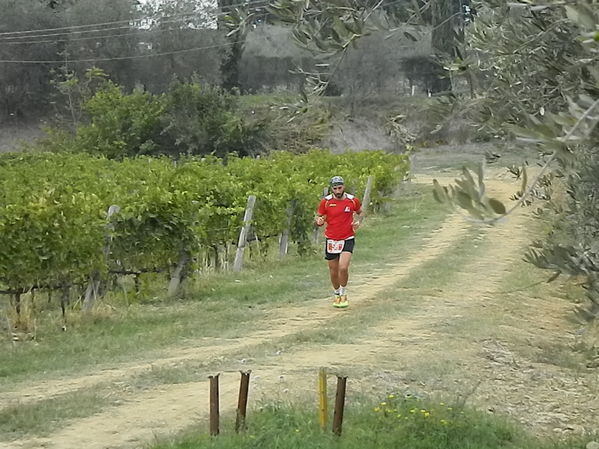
[0,149,409,300]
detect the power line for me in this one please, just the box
[0,0,271,38]
[0,16,216,44]
[0,14,209,41]
[0,0,460,64]
[0,41,236,64]
[0,0,415,41]
[0,1,273,44]
[0,0,414,45]
[0,12,199,39]
[0,27,202,47]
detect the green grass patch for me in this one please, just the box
[150,396,588,449]
[0,300,265,384]
[0,184,446,386]
[398,227,489,290]
[0,389,110,441]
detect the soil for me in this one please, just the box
[1,156,597,449]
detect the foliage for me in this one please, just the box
[159,81,267,157]
[261,0,466,94]
[0,150,409,294]
[0,0,63,118]
[150,396,587,449]
[0,0,143,118]
[41,80,268,159]
[75,83,165,158]
[432,0,599,319]
[238,95,333,154]
[0,0,227,120]
[50,66,111,129]
[137,0,227,91]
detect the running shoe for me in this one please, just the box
[334,295,349,308]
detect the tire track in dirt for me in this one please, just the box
[13,172,590,449]
[0,181,468,409]
[2,177,478,449]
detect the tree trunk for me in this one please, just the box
[168,252,190,298]
[83,271,100,313]
[61,284,70,331]
[430,0,464,94]
[218,0,247,91]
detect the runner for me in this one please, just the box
[315,176,363,308]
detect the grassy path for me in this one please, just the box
[1,170,597,449]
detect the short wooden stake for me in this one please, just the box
[318,368,328,431]
[233,195,256,272]
[279,203,294,258]
[235,370,251,433]
[332,375,347,436]
[209,374,220,436]
[362,175,374,217]
[313,187,328,244]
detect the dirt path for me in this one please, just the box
[0,183,468,408]
[2,170,597,449]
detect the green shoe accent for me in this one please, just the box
[335,295,349,308]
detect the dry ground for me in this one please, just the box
[1,162,597,449]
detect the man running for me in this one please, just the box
[315,176,363,308]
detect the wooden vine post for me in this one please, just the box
[361,176,374,217]
[233,195,256,272]
[319,368,328,431]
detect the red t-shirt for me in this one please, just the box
[317,193,362,240]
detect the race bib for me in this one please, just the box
[326,239,345,254]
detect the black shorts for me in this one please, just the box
[324,238,355,260]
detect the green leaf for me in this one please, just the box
[432,179,448,203]
[565,5,597,30]
[488,198,507,215]
[456,191,473,210]
[403,31,418,42]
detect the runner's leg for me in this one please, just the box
[338,251,352,289]
[328,258,340,291]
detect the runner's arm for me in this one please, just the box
[316,198,327,226]
[353,208,364,229]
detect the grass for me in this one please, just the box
[3,180,591,445]
[0,183,454,440]
[149,396,591,449]
[0,184,446,386]
[0,388,110,439]
[0,300,267,384]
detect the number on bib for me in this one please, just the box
[326,239,345,254]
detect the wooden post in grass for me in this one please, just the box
[313,187,328,244]
[209,374,220,436]
[361,176,374,218]
[279,203,294,258]
[319,368,328,431]
[332,375,347,436]
[236,370,251,432]
[233,195,256,272]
